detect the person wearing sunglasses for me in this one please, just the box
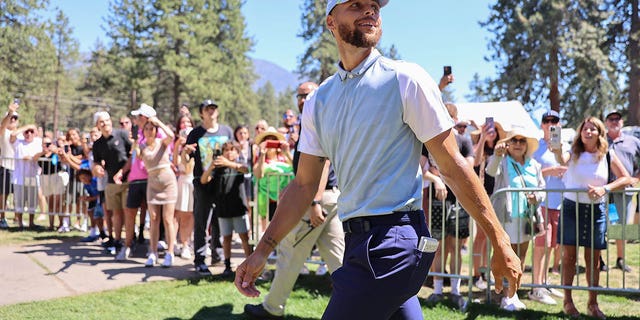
[10,124,43,230]
[604,111,639,273]
[0,101,20,229]
[486,126,546,311]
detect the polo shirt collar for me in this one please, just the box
[337,49,382,81]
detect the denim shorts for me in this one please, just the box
[558,198,607,250]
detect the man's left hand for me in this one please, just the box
[309,204,325,227]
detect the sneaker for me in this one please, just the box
[115,246,130,261]
[158,240,168,251]
[300,265,310,275]
[500,294,526,311]
[173,245,182,257]
[244,303,283,319]
[0,218,8,229]
[145,253,157,267]
[162,253,173,268]
[222,266,234,277]
[180,246,192,260]
[473,276,487,290]
[80,220,88,232]
[316,264,328,276]
[450,294,469,312]
[528,288,557,305]
[195,263,211,275]
[426,293,444,304]
[57,225,70,233]
[546,287,564,298]
[599,256,608,272]
[616,258,632,272]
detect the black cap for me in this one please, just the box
[199,99,218,111]
[541,110,560,121]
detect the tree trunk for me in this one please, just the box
[550,44,561,112]
[629,0,640,125]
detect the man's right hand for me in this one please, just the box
[491,241,522,298]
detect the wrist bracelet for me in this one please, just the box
[603,186,611,194]
[311,200,321,206]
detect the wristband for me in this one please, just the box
[603,186,611,194]
[311,200,321,207]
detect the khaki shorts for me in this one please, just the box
[105,183,129,211]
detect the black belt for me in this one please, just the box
[325,185,338,190]
[342,210,422,233]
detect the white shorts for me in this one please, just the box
[41,172,69,197]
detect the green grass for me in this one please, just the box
[1,214,639,319]
[0,273,638,320]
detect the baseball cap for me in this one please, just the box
[199,99,218,112]
[541,110,560,121]
[326,0,389,17]
[131,103,156,118]
[605,111,622,119]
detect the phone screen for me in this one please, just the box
[485,117,495,132]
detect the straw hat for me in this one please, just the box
[470,121,506,145]
[498,127,539,158]
[254,127,286,144]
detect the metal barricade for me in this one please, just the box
[0,156,86,228]
[481,186,640,301]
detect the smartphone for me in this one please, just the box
[131,125,138,140]
[443,66,452,76]
[64,145,70,153]
[485,117,495,132]
[265,141,281,149]
[550,125,562,149]
[13,98,20,105]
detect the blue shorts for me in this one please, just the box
[218,215,249,237]
[558,198,607,250]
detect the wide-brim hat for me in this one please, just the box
[470,121,506,145]
[498,127,539,158]
[254,127,286,144]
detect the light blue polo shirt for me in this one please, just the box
[298,49,454,221]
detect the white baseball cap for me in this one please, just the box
[131,103,156,118]
[326,0,389,17]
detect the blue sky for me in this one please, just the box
[49,0,496,102]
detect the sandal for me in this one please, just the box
[563,301,580,318]
[587,304,606,320]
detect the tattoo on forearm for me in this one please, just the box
[264,236,277,249]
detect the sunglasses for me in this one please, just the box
[24,130,34,134]
[542,117,560,124]
[455,124,467,129]
[510,138,527,144]
[606,117,621,122]
[44,142,52,147]
[296,93,308,99]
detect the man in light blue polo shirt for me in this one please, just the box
[235,1,522,319]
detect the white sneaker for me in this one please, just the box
[58,225,70,233]
[174,245,182,256]
[546,287,564,298]
[316,264,328,276]
[300,265,310,275]
[158,240,168,251]
[162,253,173,268]
[474,277,488,290]
[180,246,192,260]
[80,220,88,232]
[116,247,131,261]
[145,253,157,267]
[528,288,557,305]
[500,294,526,311]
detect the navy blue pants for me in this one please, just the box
[322,211,434,320]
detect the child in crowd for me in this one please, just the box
[76,169,105,242]
[201,141,252,276]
